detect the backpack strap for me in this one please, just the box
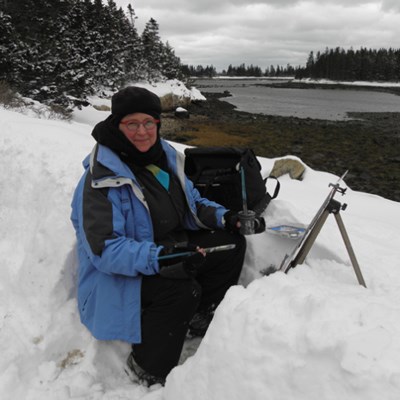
[266,176,280,199]
[252,177,280,216]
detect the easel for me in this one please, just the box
[278,173,367,288]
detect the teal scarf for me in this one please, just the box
[145,164,170,191]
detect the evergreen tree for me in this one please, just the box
[0,12,20,83]
[141,18,163,80]
[305,51,314,77]
[159,42,182,80]
[127,3,137,26]
[296,46,400,82]
[270,65,276,76]
[118,3,144,83]
[0,1,184,103]
[51,0,94,99]
[181,64,216,78]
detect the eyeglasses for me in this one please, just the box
[120,119,159,132]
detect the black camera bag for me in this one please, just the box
[184,147,279,215]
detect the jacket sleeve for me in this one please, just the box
[73,170,162,277]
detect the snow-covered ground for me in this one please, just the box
[294,78,400,87]
[200,76,400,87]
[1,81,400,400]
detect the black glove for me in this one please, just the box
[223,210,241,233]
[224,210,266,234]
[254,216,266,234]
[158,242,198,267]
[159,252,206,279]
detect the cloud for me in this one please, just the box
[381,0,400,11]
[115,0,400,71]
[118,0,378,12]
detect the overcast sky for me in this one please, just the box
[114,0,400,71]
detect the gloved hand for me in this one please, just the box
[159,252,206,279]
[223,210,241,233]
[158,242,199,266]
[224,210,266,234]
[254,216,266,234]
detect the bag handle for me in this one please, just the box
[266,176,280,199]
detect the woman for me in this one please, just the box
[71,86,246,386]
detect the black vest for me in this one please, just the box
[133,167,189,246]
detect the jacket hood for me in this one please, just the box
[91,115,164,167]
[85,140,180,184]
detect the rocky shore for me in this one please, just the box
[161,90,400,202]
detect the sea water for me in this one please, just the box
[195,78,400,120]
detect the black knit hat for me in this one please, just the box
[111,86,162,122]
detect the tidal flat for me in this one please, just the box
[161,90,400,202]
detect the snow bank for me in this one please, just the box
[294,78,400,87]
[1,93,400,399]
[133,79,206,101]
[164,169,400,400]
[73,79,205,127]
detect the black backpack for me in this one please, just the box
[184,147,279,215]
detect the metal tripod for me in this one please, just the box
[292,192,367,288]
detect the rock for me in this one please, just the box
[93,104,110,112]
[270,158,306,180]
[159,93,191,111]
[388,156,400,163]
[175,107,190,119]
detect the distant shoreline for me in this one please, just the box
[194,77,400,97]
[195,76,400,86]
[253,80,400,97]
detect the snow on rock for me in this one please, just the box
[134,79,206,102]
[1,88,400,400]
[135,79,206,111]
[73,79,205,127]
[175,107,187,113]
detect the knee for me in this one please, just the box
[237,233,247,253]
[230,232,247,258]
[170,279,202,309]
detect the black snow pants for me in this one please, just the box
[131,229,246,379]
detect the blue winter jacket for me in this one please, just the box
[71,140,227,343]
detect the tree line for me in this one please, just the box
[183,63,297,78]
[296,47,400,81]
[224,63,297,77]
[0,0,183,105]
[183,47,400,82]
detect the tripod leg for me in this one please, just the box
[334,213,367,288]
[294,210,330,266]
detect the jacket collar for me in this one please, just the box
[85,140,178,183]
